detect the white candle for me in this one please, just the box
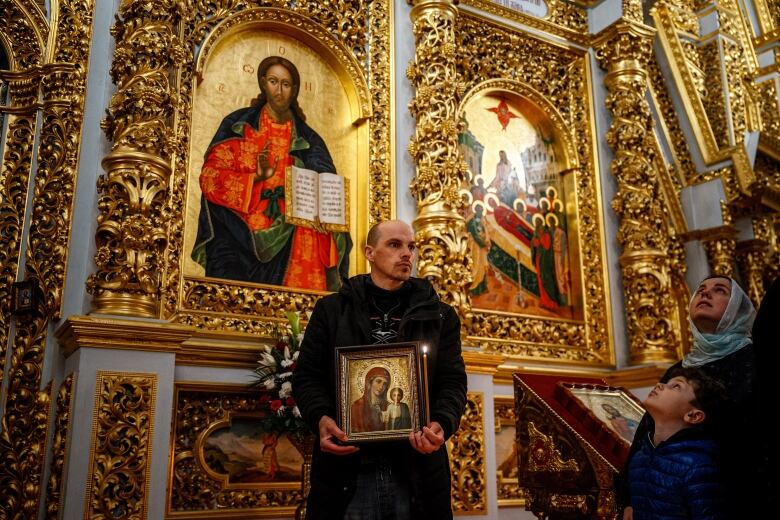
[422,345,430,424]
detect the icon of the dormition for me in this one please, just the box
[459,95,580,320]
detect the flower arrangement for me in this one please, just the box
[252,310,309,437]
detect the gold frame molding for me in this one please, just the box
[462,0,589,46]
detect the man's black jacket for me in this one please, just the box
[292,274,467,519]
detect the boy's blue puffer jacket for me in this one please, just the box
[628,427,727,520]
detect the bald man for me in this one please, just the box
[293,220,467,519]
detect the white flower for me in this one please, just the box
[277,406,287,416]
[281,359,293,368]
[296,333,304,345]
[292,350,300,361]
[283,345,291,360]
[279,381,292,398]
[293,406,301,417]
[263,377,276,390]
[259,351,276,368]
[279,371,292,379]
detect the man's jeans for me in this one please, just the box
[343,453,411,520]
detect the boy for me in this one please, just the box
[627,367,727,520]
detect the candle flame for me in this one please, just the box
[422,345,428,354]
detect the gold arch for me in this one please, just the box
[195,8,372,125]
[457,78,577,171]
[0,0,48,69]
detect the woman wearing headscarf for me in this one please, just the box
[620,275,758,519]
[350,367,391,433]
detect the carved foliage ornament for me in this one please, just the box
[0,0,48,392]
[447,391,487,513]
[45,373,76,520]
[85,372,157,520]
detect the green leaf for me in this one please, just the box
[285,310,301,337]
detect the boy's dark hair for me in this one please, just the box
[666,366,727,425]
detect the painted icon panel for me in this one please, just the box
[459,93,582,320]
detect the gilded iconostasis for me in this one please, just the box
[1,0,779,518]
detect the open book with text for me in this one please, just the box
[284,166,350,233]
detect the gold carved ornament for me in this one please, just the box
[736,215,772,307]
[701,229,738,278]
[757,79,780,154]
[594,21,683,364]
[447,391,487,514]
[0,2,94,519]
[515,379,619,518]
[45,373,76,520]
[84,372,157,520]
[408,0,473,321]
[647,56,697,184]
[651,1,760,200]
[461,0,588,46]
[752,0,780,44]
[736,240,768,308]
[87,0,187,318]
[526,421,578,473]
[0,0,47,391]
[453,12,612,363]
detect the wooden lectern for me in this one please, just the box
[514,373,644,519]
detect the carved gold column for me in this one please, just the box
[87,0,186,317]
[736,239,768,308]
[407,0,472,319]
[701,227,737,278]
[0,70,39,389]
[595,22,682,364]
[622,0,643,23]
[736,215,772,307]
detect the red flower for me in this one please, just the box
[286,397,296,408]
[259,394,270,404]
[275,340,287,351]
[270,399,283,411]
[290,362,297,372]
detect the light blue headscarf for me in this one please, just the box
[683,278,756,368]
